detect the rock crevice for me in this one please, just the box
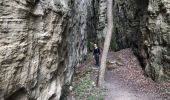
[1,0,170,99]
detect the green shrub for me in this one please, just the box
[74,73,105,100]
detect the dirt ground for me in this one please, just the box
[104,48,169,100]
[68,48,170,100]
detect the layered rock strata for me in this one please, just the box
[0,0,96,100]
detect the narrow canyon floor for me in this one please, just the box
[104,49,170,100]
[67,48,170,100]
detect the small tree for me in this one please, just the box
[98,0,113,87]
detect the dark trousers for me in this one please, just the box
[95,54,100,67]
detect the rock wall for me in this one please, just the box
[86,0,99,51]
[142,0,170,82]
[0,0,96,100]
[111,0,170,82]
[97,0,107,47]
[1,0,170,99]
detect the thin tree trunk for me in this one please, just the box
[98,0,113,87]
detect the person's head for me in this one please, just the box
[94,44,97,48]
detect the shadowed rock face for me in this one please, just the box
[109,0,170,82]
[0,0,97,100]
[142,0,170,82]
[1,0,170,99]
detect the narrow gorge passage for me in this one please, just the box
[1,0,170,100]
[69,49,170,100]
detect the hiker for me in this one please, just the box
[93,44,100,67]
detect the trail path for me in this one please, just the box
[103,48,169,100]
[104,71,164,100]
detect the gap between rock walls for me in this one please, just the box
[0,0,170,100]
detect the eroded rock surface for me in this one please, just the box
[0,0,96,100]
[143,0,170,82]
[97,0,107,46]
[110,0,170,82]
[1,0,170,99]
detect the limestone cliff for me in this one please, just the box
[1,0,170,99]
[0,0,96,100]
[109,0,170,82]
[97,0,107,47]
[142,0,170,82]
